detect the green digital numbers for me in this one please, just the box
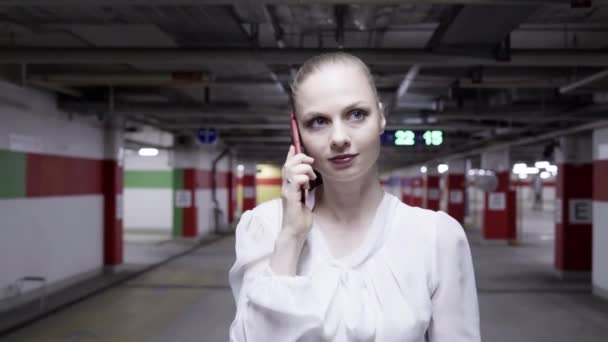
[395,130,415,146]
[423,130,443,146]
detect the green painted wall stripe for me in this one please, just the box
[0,150,26,198]
[173,208,183,237]
[124,170,173,188]
[173,169,184,189]
[172,169,185,236]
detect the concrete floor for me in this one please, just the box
[3,206,608,341]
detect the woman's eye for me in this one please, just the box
[349,109,368,120]
[308,117,327,128]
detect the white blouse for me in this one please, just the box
[228,189,480,342]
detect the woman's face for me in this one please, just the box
[294,62,386,183]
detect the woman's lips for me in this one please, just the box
[328,154,358,166]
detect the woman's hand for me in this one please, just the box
[270,145,317,275]
[280,145,317,240]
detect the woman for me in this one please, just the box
[229,52,481,342]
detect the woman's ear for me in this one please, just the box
[378,101,386,134]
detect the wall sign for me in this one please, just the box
[197,128,218,144]
[449,190,464,204]
[568,199,592,224]
[488,192,506,211]
[428,189,440,200]
[381,130,444,146]
[175,190,192,208]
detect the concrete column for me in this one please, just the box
[447,158,466,224]
[554,133,593,277]
[103,118,124,266]
[593,127,608,299]
[242,162,257,211]
[424,163,441,211]
[481,148,517,241]
[171,148,198,238]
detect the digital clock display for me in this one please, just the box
[380,130,444,146]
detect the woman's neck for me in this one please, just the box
[314,167,385,226]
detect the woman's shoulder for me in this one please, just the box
[234,199,283,247]
[386,197,466,248]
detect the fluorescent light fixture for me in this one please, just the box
[420,166,427,173]
[547,165,558,174]
[535,161,550,169]
[138,148,159,157]
[518,173,527,179]
[525,167,539,174]
[540,171,551,179]
[479,169,486,176]
[237,164,244,172]
[437,164,449,174]
[512,163,527,174]
[468,169,477,176]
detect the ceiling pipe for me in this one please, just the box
[559,68,608,94]
[3,48,608,67]
[2,0,606,5]
[29,71,212,86]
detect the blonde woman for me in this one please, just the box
[229,52,481,342]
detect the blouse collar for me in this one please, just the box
[306,186,396,269]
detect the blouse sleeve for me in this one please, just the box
[228,209,323,342]
[427,211,481,342]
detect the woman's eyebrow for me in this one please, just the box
[302,101,370,120]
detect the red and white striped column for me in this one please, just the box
[411,167,424,208]
[401,176,412,205]
[446,159,466,224]
[555,133,593,277]
[242,162,257,211]
[593,127,608,299]
[481,148,517,242]
[424,164,441,211]
[103,120,124,266]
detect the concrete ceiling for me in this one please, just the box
[0,1,607,167]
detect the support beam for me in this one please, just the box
[559,69,608,94]
[2,48,608,67]
[0,0,606,5]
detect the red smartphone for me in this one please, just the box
[290,112,306,203]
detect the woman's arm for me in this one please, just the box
[427,212,481,342]
[228,209,323,342]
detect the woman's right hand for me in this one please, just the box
[280,145,317,240]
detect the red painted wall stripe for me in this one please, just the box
[227,171,235,224]
[257,178,282,186]
[446,174,465,225]
[594,160,608,202]
[26,153,103,197]
[183,169,198,237]
[102,160,123,266]
[483,172,517,240]
[425,175,440,210]
[555,163,592,272]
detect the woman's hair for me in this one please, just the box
[288,52,379,190]
[289,52,379,110]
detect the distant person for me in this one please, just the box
[228,53,480,341]
[533,174,542,210]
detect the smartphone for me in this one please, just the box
[290,112,306,203]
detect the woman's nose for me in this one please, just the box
[330,124,351,149]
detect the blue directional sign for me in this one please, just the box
[197,128,218,144]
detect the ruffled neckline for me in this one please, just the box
[305,186,395,269]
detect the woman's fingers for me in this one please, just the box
[288,164,317,181]
[284,145,295,164]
